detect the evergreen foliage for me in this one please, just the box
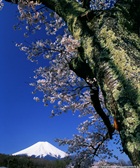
[0,153,70,168]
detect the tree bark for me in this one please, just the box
[5,0,140,165]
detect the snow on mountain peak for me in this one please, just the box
[12,141,67,159]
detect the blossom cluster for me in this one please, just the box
[76,0,116,10]
[0,0,3,10]
[90,0,116,10]
[14,0,65,36]
[56,116,119,167]
[18,0,41,24]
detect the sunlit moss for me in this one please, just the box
[127,142,135,153]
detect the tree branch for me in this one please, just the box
[86,78,114,139]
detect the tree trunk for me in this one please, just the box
[42,0,140,165]
[5,0,140,165]
[46,0,140,164]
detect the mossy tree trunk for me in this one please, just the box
[5,0,140,165]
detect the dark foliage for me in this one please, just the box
[0,153,70,168]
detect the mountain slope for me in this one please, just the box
[12,141,67,159]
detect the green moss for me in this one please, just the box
[77,36,95,73]
[99,26,139,102]
[127,142,135,153]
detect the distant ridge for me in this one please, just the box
[12,141,67,160]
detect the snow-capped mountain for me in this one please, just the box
[12,141,67,160]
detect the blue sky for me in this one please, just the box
[0,1,83,154]
[0,1,130,163]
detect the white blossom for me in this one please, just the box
[0,0,3,10]
[33,96,40,102]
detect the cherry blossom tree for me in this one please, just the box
[1,0,140,166]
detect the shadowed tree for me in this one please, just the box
[3,0,140,166]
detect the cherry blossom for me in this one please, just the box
[0,0,3,10]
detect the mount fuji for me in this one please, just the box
[12,141,68,160]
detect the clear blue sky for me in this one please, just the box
[0,1,130,163]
